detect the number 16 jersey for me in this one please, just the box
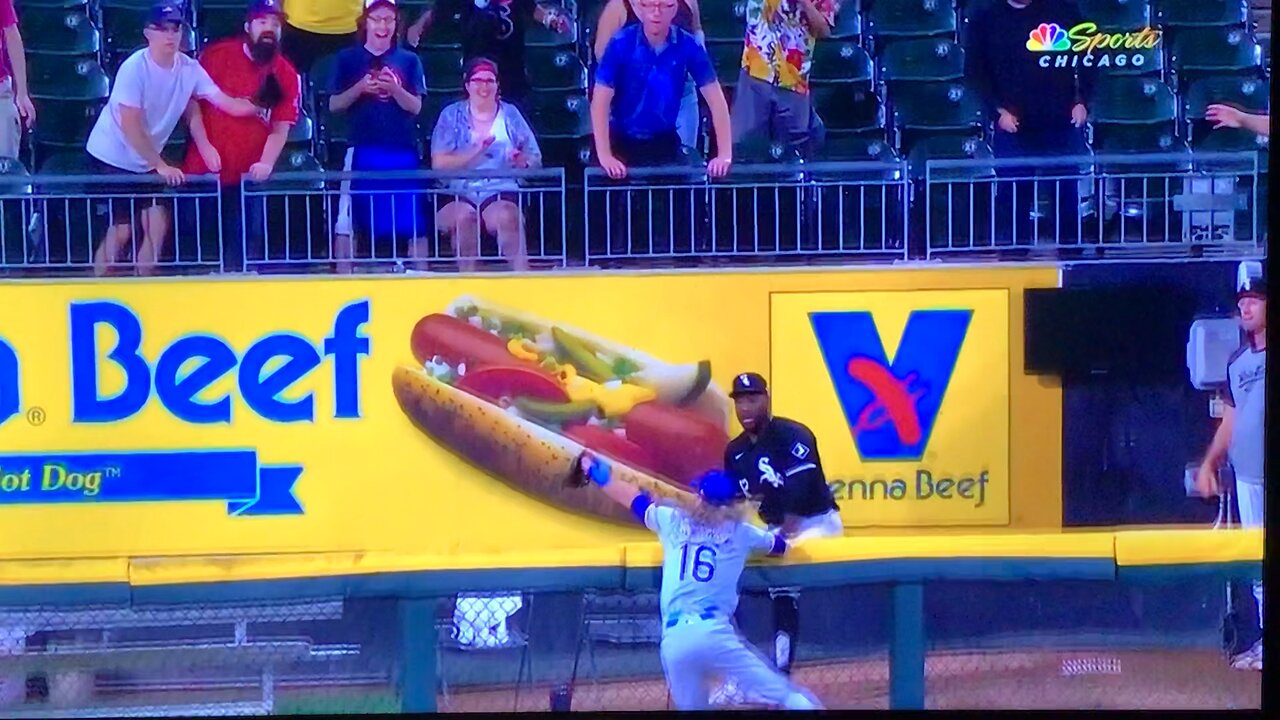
[645,504,781,625]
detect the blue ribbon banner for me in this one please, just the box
[0,450,303,516]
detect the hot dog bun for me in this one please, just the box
[392,365,694,525]
[444,295,733,430]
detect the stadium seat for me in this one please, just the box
[905,134,995,180]
[708,40,744,87]
[525,46,588,91]
[814,133,899,163]
[1102,38,1164,77]
[421,48,465,93]
[197,5,250,46]
[418,8,464,49]
[1075,0,1152,31]
[889,81,985,133]
[286,113,315,151]
[422,91,456,136]
[1184,76,1270,120]
[701,0,746,43]
[1193,126,1269,154]
[830,2,863,40]
[525,20,578,49]
[28,55,111,102]
[1169,26,1263,78]
[878,38,965,85]
[866,0,958,51]
[537,133,593,169]
[18,6,100,57]
[31,99,102,150]
[1089,76,1178,124]
[812,84,884,136]
[102,3,199,58]
[1155,0,1250,29]
[525,91,591,137]
[809,41,873,85]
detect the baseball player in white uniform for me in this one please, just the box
[574,451,823,711]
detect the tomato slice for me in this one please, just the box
[455,366,569,404]
[411,313,532,369]
[624,401,728,487]
[562,424,665,480]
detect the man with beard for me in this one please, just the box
[406,0,571,106]
[719,372,841,703]
[184,0,301,272]
[1197,267,1267,672]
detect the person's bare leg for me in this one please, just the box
[482,200,528,271]
[93,222,133,277]
[135,204,170,276]
[333,233,354,274]
[439,202,480,273]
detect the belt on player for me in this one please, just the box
[665,608,718,629]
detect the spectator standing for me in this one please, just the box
[183,0,300,272]
[1,0,35,158]
[85,2,258,276]
[329,0,428,270]
[281,0,362,74]
[431,57,541,272]
[594,0,703,151]
[731,0,836,156]
[966,0,1093,243]
[1197,270,1267,672]
[591,0,731,179]
[406,0,571,107]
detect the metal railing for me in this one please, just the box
[238,169,568,274]
[0,559,1262,714]
[0,153,1267,278]
[922,151,1268,262]
[0,174,223,277]
[582,161,912,266]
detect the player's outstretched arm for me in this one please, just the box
[578,452,644,510]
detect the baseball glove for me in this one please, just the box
[253,74,284,110]
[564,452,590,489]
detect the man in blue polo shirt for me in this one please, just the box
[591,0,732,179]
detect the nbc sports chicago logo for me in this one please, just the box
[1026,21,1161,69]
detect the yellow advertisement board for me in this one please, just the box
[0,267,1060,561]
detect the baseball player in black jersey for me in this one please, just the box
[723,372,842,683]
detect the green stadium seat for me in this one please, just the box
[422,91,456,135]
[13,0,88,8]
[1102,37,1164,76]
[814,133,898,163]
[702,0,746,43]
[1169,26,1263,77]
[1089,76,1177,124]
[102,5,198,57]
[28,55,110,102]
[526,91,591,137]
[1184,76,1269,119]
[286,113,315,150]
[421,48,465,93]
[810,40,873,85]
[537,133,593,168]
[866,0,957,48]
[19,9,101,56]
[198,7,250,46]
[906,134,995,180]
[1155,0,1249,28]
[812,84,884,135]
[418,8,464,49]
[879,38,965,85]
[1193,126,1269,153]
[1076,0,1152,31]
[31,98,102,149]
[526,20,578,48]
[708,40,744,87]
[889,82,985,133]
[525,46,587,90]
[830,2,863,40]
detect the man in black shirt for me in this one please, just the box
[406,0,571,105]
[721,372,841,691]
[966,0,1094,244]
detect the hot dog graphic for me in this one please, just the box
[391,296,732,524]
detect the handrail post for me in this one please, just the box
[889,582,925,710]
[399,596,438,712]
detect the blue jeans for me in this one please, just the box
[992,122,1089,243]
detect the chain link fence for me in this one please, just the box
[0,570,1261,715]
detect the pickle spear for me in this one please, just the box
[552,327,614,382]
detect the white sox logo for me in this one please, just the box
[758,457,783,488]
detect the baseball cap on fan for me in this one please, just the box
[1237,263,1267,300]
[692,470,744,507]
[247,0,288,21]
[146,1,186,27]
[729,372,768,398]
[363,0,398,12]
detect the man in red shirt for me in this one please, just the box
[1,0,36,160]
[184,0,300,272]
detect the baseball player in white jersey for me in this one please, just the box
[574,451,823,711]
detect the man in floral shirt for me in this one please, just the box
[731,0,836,156]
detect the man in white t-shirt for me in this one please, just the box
[86,2,258,276]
